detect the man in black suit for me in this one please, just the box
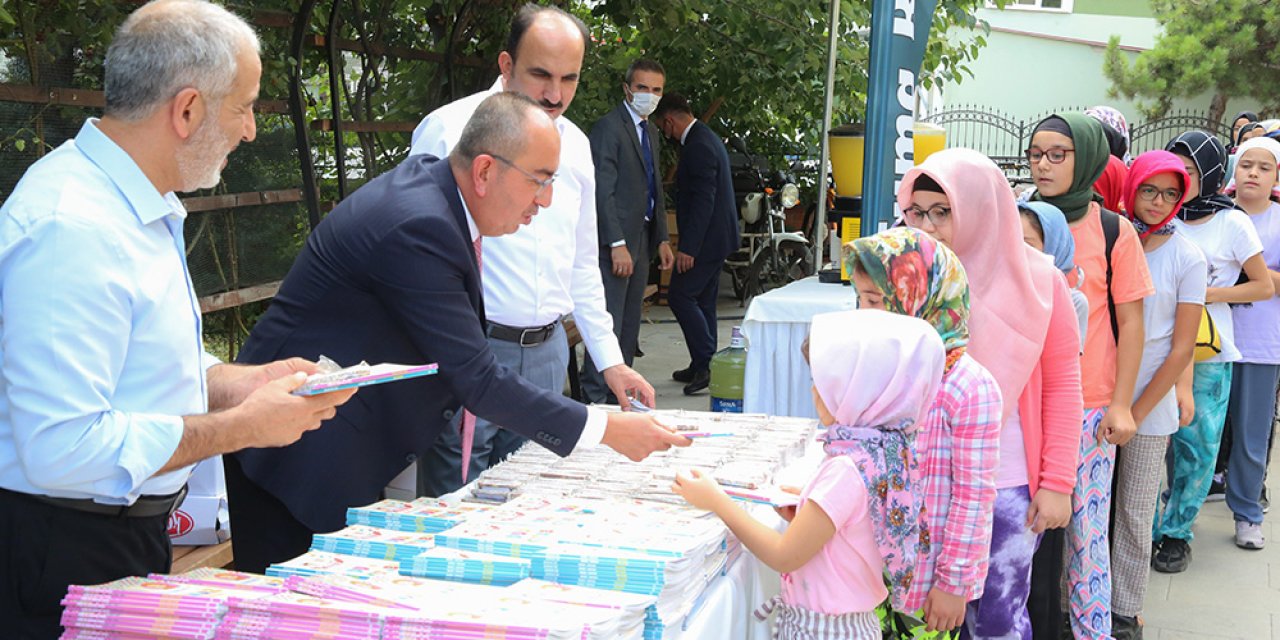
[652,93,740,395]
[580,59,675,403]
[225,93,690,573]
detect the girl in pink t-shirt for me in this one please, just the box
[673,310,945,639]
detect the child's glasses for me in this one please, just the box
[1026,147,1075,164]
[1136,184,1183,203]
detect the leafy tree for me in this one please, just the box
[1103,0,1280,123]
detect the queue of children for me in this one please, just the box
[665,108,1279,640]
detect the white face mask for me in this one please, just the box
[629,90,660,117]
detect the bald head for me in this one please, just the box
[105,0,259,122]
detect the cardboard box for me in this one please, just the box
[168,456,230,546]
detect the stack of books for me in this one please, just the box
[265,550,401,580]
[397,547,531,586]
[58,576,276,639]
[310,525,438,562]
[344,499,494,533]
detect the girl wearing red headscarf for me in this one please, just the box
[1110,151,1204,639]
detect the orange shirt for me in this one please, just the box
[1070,206,1154,408]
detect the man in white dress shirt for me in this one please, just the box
[412,4,655,496]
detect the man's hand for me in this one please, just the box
[230,372,357,449]
[610,245,634,278]
[601,412,690,461]
[676,251,695,273]
[603,364,655,408]
[1099,405,1137,446]
[671,469,729,511]
[1026,487,1071,533]
[923,587,967,632]
[208,358,321,412]
[658,242,675,271]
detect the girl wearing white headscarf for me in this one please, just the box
[1221,136,1280,549]
[673,310,944,639]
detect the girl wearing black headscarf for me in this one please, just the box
[1026,113,1153,640]
[1230,111,1260,150]
[1152,131,1272,576]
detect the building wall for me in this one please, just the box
[934,6,1256,128]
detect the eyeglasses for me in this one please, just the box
[1026,147,1075,164]
[490,153,556,197]
[904,204,952,227]
[1136,184,1183,203]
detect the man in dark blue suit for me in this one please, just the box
[225,93,689,573]
[652,93,740,395]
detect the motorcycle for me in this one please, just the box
[724,137,813,303]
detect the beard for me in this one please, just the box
[176,115,236,192]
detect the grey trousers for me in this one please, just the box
[1226,362,1280,525]
[1111,433,1167,616]
[581,229,649,403]
[417,323,569,497]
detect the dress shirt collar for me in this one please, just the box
[624,100,646,128]
[75,119,183,225]
[680,118,697,145]
[456,188,480,242]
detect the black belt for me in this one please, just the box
[7,485,188,519]
[487,320,559,347]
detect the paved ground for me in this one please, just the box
[622,275,1280,639]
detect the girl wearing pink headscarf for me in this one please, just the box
[900,148,1083,639]
[1110,150,1202,638]
[673,310,945,639]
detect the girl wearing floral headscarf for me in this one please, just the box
[673,310,945,639]
[1028,112,1154,640]
[1152,131,1272,575]
[844,227,1001,634]
[1110,150,1202,638]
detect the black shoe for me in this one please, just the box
[1112,613,1143,640]
[634,346,645,358]
[672,367,696,383]
[683,369,710,395]
[1205,472,1226,502]
[1151,536,1191,573]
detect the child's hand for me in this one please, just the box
[1099,405,1137,446]
[1026,488,1071,533]
[773,485,802,522]
[671,469,728,512]
[923,587,966,632]
[1176,387,1196,427]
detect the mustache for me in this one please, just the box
[538,99,563,111]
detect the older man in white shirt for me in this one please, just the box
[412,4,654,496]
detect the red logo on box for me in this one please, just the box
[168,510,194,537]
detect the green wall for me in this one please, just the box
[1074,0,1153,18]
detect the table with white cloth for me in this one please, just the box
[742,276,856,418]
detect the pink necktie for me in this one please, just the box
[460,237,481,484]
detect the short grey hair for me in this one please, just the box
[104,0,260,122]
[450,92,546,168]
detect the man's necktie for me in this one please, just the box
[640,121,657,222]
[460,237,481,484]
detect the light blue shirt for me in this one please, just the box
[0,119,209,504]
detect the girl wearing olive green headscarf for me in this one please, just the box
[1027,113,1154,640]
[844,227,1002,633]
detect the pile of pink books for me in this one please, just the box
[59,572,281,639]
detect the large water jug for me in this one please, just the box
[710,326,747,413]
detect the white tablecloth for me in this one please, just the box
[742,277,855,418]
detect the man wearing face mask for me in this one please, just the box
[409,4,660,497]
[580,59,675,404]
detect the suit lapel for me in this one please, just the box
[433,159,485,321]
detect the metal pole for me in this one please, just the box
[813,0,840,269]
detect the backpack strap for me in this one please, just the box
[1100,208,1121,344]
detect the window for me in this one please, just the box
[985,0,1073,11]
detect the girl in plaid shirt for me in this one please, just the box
[844,227,1001,634]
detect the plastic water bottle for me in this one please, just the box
[710,326,747,413]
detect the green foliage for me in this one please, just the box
[1103,0,1280,120]
[571,0,993,179]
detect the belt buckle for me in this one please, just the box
[518,327,540,348]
